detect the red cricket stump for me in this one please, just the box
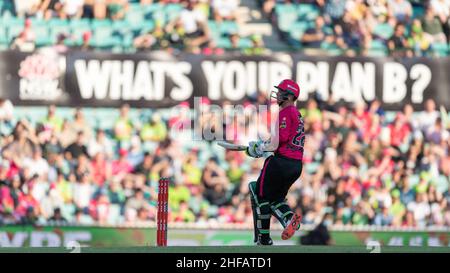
[157,178,169,246]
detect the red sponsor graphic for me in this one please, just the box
[19,53,61,80]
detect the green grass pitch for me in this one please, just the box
[1,245,449,253]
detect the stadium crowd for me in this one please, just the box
[0,0,449,230]
[3,0,450,56]
[0,94,449,228]
[4,0,263,55]
[263,0,450,57]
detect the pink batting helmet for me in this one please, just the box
[275,79,300,99]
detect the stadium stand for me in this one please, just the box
[1,0,448,56]
[1,96,450,227]
[260,0,450,57]
[0,0,449,229]
[0,0,258,53]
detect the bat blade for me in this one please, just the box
[216,141,248,151]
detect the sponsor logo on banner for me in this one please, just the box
[18,49,65,101]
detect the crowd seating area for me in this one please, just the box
[1,0,450,229]
[0,0,257,53]
[1,96,449,228]
[263,0,450,57]
[2,0,449,56]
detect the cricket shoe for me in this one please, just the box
[281,213,302,240]
[257,235,273,246]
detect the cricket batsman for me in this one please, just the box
[246,79,305,245]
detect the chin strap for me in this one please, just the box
[271,89,291,105]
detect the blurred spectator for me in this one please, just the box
[0,99,13,123]
[107,0,129,20]
[421,7,447,44]
[165,19,188,51]
[0,99,14,136]
[418,99,439,133]
[374,205,393,226]
[22,148,49,178]
[140,113,168,143]
[124,189,154,222]
[226,158,244,186]
[91,152,111,186]
[73,207,94,224]
[91,192,111,224]
[73,31,94,51]
[202,158,230,206]
[134,152,153,177]
[212,0,239,22]
[345,0,368,22]
[408,19,432,56]
[13,0,41,18]
[182,151,202,187]
[366,0,388,18]
[301,16,326,48]
[173,201,196,222]
[426,118,449,144]
[388,0,412,24]
[133,26,159,51]
[59,0,84,19]
[142,21,170,50]
[65,131,88,160]
[327,23,349,51]
[48,207,68,224]
[407,193,431,228]
[242,34,268,55]
[171,0,210,49]
[68,108,93,141]
[2,119,38,163]
[10,19,36,52]
[40,0,64,20]
[430,0,450,42]
[73,172,93,211]
[41,105,64,133]
[320,0,346,25]
[127,136,144,168]
[201,40,225,55]
[52,33,69,53]
[388,23,411,57]
[20,207,39,225]
[389,189,406,226]
[227,32,241,53]
[88,129,114,159]
[342,11,371,54]
[54,171,72,203]
[114,104,133,143]
[76,0,101,19]
[388,113,411,148]
[111,149,133,178]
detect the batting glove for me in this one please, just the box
[246,140,264,158]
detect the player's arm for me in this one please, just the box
[249,111,293,156]
[258,114,291,152]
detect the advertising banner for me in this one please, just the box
[1,225,449,247]
[0,50,449,110]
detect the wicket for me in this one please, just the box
[157,177,169,246]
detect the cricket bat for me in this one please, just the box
[216,141,248,151]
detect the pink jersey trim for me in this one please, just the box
[259,157,272,197]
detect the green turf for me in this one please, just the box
[1,245,449,253]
